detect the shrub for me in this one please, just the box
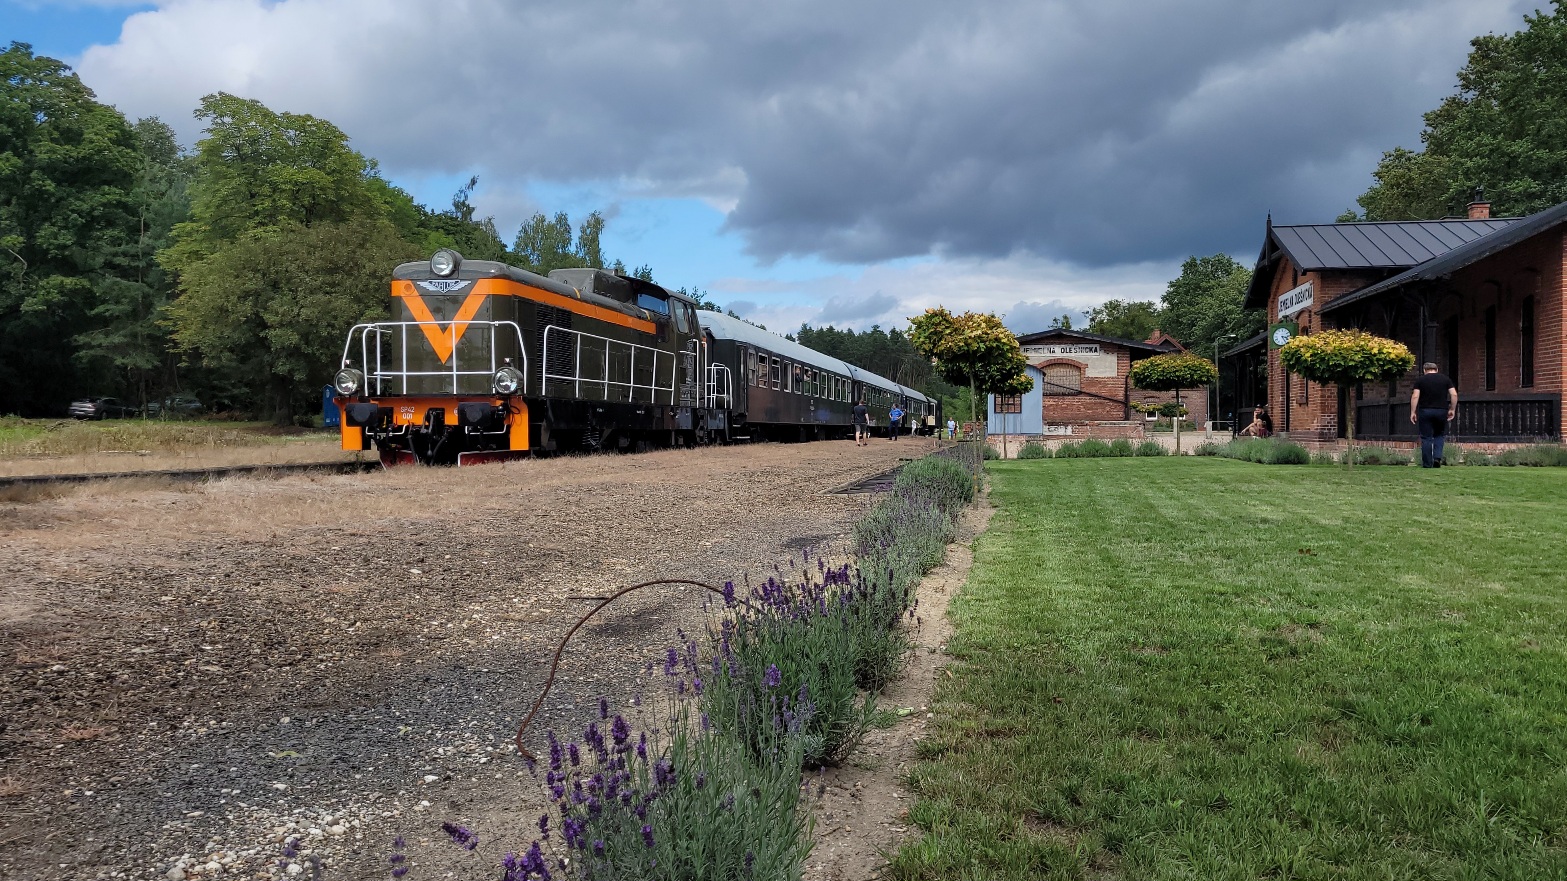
[1016,441,1050,459]
[1054,442,1082,458]
[1311,450,1339,466]
[1134,440,1168,457]
[1443,444,1463,463]
[1265,441,1311,465]
[1108,438,1135,457]
[1345,445,1412,466]
[1076,438,1113,458]
[1496,444,1567,466]
[1462,449,1495,466]
[1193,442,1223,457]
[524,691,812,881]
[982,444,1000,460]
[893,455,976,516]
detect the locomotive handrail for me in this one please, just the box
[341,320,528,396]
[540,324,675,405]
[706,363,733,409]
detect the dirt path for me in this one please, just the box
[803,489,993,881]
[0,440,931,881]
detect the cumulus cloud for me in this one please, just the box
[75,0,1534,268]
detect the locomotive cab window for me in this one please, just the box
[673,302,693,334]
[637,290,669,317]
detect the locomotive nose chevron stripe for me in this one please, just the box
[393,282,489,363]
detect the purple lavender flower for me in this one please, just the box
[548,731,563,772]
[641,823,656,849]
[636,732,648,761]
[764,664,782,688]
[695,772,707,790]
[282,837,299,859]
[692,677,703,696]
[563,816,585,849]
[537,813,550,839]
[568,743,581,767]
[598,696,609,720]
[723,792,736,811]
[389,835,408,879]
[441,822,478,851]
[611,715,630,747]
[744,850,756,878]
[722,580,736,606]
[664,647,679,676]
[593,839,605,856]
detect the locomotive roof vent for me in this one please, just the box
[430,248,463,278]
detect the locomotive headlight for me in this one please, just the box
[430,248,462,277]
[334,368,365,396]
[493,366,524,395]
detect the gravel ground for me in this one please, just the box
[0,440,924,881]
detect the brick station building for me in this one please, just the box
[1229,196,1565,444]
[987,328,1209,438]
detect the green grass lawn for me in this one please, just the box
[892,458,1567,880]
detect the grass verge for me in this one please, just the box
[892,457,1567,880]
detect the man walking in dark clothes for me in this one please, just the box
[1410,362,1458,468]
[852,400,870,446]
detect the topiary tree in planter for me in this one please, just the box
[1128,352,1218,453]
[909,308,1032,424]
[1278,329,1415,469]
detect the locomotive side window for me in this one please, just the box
[673,302,692,334]
[637,291,669,317]
[771,357,781,389]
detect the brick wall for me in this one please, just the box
[1032,347,1211,427]
[1263,260,1385,439]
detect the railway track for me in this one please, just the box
[0,459,379,489]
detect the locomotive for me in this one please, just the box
[332,249,937,465]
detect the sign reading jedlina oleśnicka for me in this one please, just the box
[1022,344,1101,356]
[1277,281,1313,320]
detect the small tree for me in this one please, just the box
[908,308,1031,423]
[1279,330,1415,468]
[1128,352,1218,453]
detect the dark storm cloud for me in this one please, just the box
[82,0,1533,267]
[815,291,900,326]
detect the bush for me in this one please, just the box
[1311,450,1339,466]
[1054,442,1082,458]
[1219,437,1310,465]
[1265,441,1311,465]
[1016,441,1050,459]
[1076,438,1113,458]
[1347,446,1412,466]
[1443,443,1463,463]
[982,444,1000,460]
[1496,444,1567,466]
[1108,438,1135,457]
[1193,442,1223,457]
[893,455,976,516]
[1462,448,1495,466]
[1134,440,1167,457]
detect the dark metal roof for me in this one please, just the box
[1321,199,1567,314]
[1272,219,1517,271]
[1015,327,1177,353]
[1243,216,1522,309]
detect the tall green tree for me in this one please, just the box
[163,93,401,419]
[1086,299,1162,342]
[0,43,139,415]
[74,117,191,410]
[167,219,417,420]
[908,308,1032,423]
[1355,2,1567,220]
[1158,254,1261,354]
[513,210,608,275]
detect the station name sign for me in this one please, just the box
[1023,344,1101,356]
[1277,281,1314,319]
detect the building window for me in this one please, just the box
[1521,295,1535,387]
[995,394,1023,414]
[1484,305,1497,391]
[1041,364,1081,396]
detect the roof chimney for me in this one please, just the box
[1467,186,1491,220]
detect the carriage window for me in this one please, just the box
[636,291,670,317]
[770,357,781,389]
[747,350,759,386]
[792,364,803,393]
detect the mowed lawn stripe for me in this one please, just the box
[892,458,1567,881]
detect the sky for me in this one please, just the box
[4,0,1541,335]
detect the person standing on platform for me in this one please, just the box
[947,417,957,439]
[888,404,904,441]
[852,400,870,446]
[1410,362,1458,467]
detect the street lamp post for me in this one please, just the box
[1212,333,1237,434]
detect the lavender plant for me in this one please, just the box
[513,689,811,881]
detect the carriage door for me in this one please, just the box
[675,302,699,410]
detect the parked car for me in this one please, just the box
[146,394,204,418]
[68,397,135,420]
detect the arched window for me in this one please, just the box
[1041,364,1082,396]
